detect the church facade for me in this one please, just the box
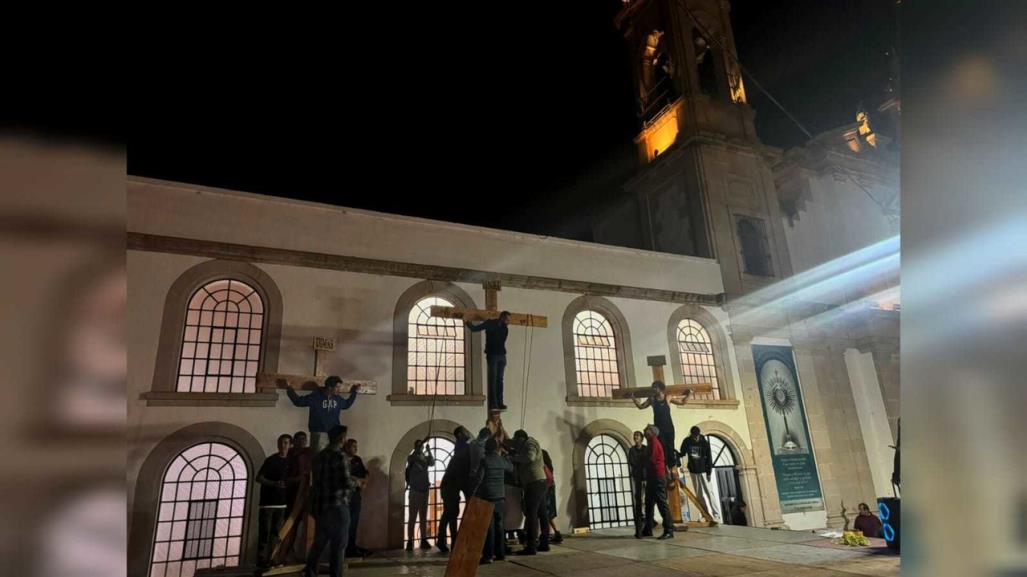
[126,2,899,576]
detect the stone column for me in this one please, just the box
[859,338,900,440]
[728,326,784,528]
[792,336,880,529]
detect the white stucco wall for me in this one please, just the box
[781,172,898,276]
[844,348,896,500]
[127,179,758,549]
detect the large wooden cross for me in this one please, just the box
[255,336,379,394]
[429,281,548,328]
[620,355,717,527]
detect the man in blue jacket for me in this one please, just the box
[287,375,360,452]
[466,311,510,411]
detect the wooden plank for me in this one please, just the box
[444,497,495,577]
[256,373,378,394]
[611,383,713,399]
[430,305,548,328]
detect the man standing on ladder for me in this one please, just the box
[467,311,510,411]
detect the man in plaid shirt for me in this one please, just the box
[304,425,355,577]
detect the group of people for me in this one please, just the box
[251,376,368,577]
[405,422,564,565]
[632,380,735,528]
[254,327,757,577]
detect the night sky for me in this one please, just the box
[128,1,898,238]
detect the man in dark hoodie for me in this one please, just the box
[466,311,510,411]
[287,376,360,452]
[680,425,719,519]
[437,426,471,552]
[477,437,514,564]
[626,430,648,538]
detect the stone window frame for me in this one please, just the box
[388,280,484,406]
[562,295,637,407]
[128,422,265,577]
[141,260,283,407]
[570,419,636,528]
[732,211,776,279]
[386,418,464,549]
[666,303,739,408]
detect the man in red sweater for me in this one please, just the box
[643,425,675,540]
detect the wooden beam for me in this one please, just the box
[611,383,712,399]
[430,306,548,328]
[127,232,724,306]
[256,373,378,394]
[484,281,501,311]
[444,497,495,577]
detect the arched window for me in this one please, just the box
[675,318,721,400]
[407,297,466,396]
[584,434,634,529]
[572,310,622,398]
[149,442,248,577]
[178,279,264,394]
[403,436,464,545]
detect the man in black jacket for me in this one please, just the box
[626,430,648,538]
[437,426,472,552]
[467,312,510,411]
[477,437,513,564]
[405,439,435,551]
[304,425,354,577]
[680,426,719,520]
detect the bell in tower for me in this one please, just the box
[616,0,756,163]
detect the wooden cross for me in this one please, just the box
[611,356,713,399]
[429,280,549,328]
[634,355,717,527]
[255,336,378,394]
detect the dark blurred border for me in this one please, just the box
[0,128,125,576]
[902,2,1027,576]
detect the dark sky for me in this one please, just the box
[128,1,897,237]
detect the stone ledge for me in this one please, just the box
[386,394,485,406]
[564,397,638,408]
[140,391,279,407]
[685,399,741,409]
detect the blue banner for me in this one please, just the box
[752,344,824,513]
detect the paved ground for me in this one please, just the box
[203,525,900,577]
[348,525,898,577]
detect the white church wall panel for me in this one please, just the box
[129,178,726,297]
[128,251,759,550]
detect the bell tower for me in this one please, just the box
[597,0,792,297]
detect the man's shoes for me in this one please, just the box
[405,542,413,552]
[437,543,450,553]
[419,540,432,550]
[658,532,674,540]
[498,404,508,410]
[479,557,493,565]
[641,530,653,537]
[495,555,506,562]
[516,548,537,556]
[551,531,564,544]
[634,531,642,539]
[538,543,551,552]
